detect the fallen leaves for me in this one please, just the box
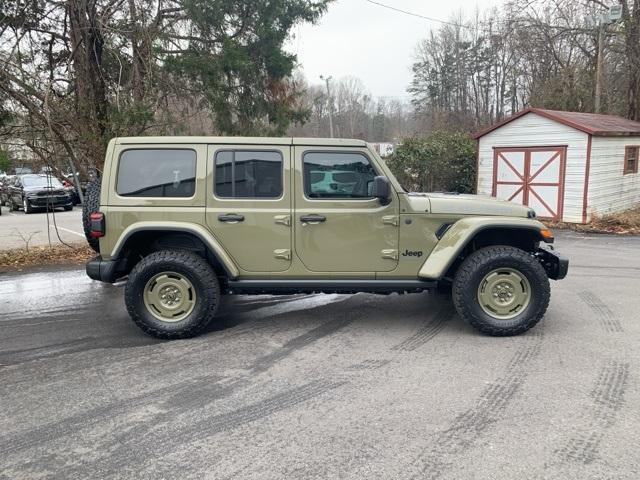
[546,205,640,235]
[0,243,94,273]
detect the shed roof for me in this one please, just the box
[473,108,640,138]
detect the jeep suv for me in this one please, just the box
[85,137,567,339]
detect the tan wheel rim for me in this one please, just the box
[477,267,531,320]
[143,272,196,322]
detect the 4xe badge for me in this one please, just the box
[402,250,423,258]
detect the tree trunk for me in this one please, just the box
[68,0,108,168]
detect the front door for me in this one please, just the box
[493,147,566,220]
[205,145,292,273]
[293,147,399,273]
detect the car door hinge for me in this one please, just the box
[273,248,291,260]
[274,214,291,226]
[382,215,398,226]
[381,249,398,260]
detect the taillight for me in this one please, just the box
[89,212,105,238]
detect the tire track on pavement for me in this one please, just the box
[410,333,544,479]
[0,371,234,458]
[0,298,363,463]
[55,379,347,480]
[578,291,623,333]
[0,335,158,367]
[348,359,392,370]
[391,305,454,352]
[555,361,629,465]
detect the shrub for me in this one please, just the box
[386,132,476,193]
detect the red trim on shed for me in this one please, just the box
[582,135,592,224]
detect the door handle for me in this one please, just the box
[300,214,326,224]
[218,213,245,223]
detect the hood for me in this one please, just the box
[404,192,533,218]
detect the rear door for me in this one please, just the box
[205,145,292,273]
[293,147,399,273]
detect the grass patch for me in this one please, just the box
[0,243,94,273]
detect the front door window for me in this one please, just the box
[303,152,377,199]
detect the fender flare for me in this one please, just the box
[418,217,549,280]
[111,221,240,279]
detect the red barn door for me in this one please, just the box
[492,147,566,220]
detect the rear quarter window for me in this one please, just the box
[116,149,196,197]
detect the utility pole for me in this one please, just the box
[588,6,622,113]
[595,22,605,113]
[320,74,334,138]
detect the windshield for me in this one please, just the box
[22,175,63,188]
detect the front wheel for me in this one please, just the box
[23,197,33,214]
[452,246,550,336]
[124,250,220,339]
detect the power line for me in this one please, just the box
[363,0,469,28]
[363,0,592,35]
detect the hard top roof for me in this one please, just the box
[114,136,368,147]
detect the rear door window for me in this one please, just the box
[214,150,282,199]
[117,149,196,197]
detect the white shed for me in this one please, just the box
[474,108,640,223]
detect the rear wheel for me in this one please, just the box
[452,246,550,336]
[124,250,220,339]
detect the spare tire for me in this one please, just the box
[82,178,101,253]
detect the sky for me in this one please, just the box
[287,0,502,100]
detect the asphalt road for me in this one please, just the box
[1,230,639,479]
[0,206,84,249]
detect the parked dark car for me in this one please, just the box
[8,174,73,214]
[0,175,13,207]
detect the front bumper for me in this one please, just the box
[26,195,71,207]
[536,248,569,280]
[86,255,121,283]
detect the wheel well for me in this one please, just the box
[117,231,230,279]
[442,227,542,282]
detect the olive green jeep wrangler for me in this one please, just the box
[84,137,568,339]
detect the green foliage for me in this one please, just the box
[0,149,12,174]
[166,0,332,136]
[387,132,476,193]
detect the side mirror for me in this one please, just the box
[371,176,391,205]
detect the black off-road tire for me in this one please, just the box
[452,245,550,336]
[82,179,101,253]
[124,250,220,339]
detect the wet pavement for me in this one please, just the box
[1,230,640,479]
